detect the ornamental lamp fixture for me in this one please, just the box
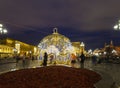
[0,24,8,34]
[113,20,120,30]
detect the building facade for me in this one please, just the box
[0,38,39,59]
[93,40,120,57]
[72,42,86,56]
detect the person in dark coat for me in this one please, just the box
[80,52,85,68]
[43,52,48,66]
[92,54,97,65]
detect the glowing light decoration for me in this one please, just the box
[38,28,73,63]
[46,45,60,56]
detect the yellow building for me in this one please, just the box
[0,45,14,58]
[0,38,39,58]
[72,42,86,56]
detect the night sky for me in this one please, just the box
[0,0,120,50]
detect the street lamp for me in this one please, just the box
[0,24,8,34]
[113,20,120,30]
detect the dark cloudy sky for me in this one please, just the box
[0,0,120,50]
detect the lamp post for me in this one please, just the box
[113,20,120,30]
[0,24,8,45]
[0,24,7,34]
[0,24,7,58]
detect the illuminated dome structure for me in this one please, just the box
[38,28,75,64]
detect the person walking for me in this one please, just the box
[22,53,26,68]
[43,52,48,66]
[50,54,54,64]
[70,53,76,67]
[80,52,85,68]
[15,55,20,67]
[92,54,97,66]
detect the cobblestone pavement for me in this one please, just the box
[0,58,120,88]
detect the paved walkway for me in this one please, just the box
[0,58,120,88]
[84,59,120,88]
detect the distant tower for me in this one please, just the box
[110,40,114,48]
[110,40,113,46]
[110,40,113,45]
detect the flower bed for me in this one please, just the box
[0,66,101,88]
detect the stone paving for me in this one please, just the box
[0,58,120,88]
[84,60,120,88]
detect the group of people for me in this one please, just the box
[15,53,38,68]
[42,52,86,68]
[71,52,85,68]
